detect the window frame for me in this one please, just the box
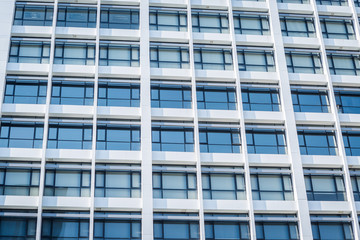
[96,123,141,151]
[237,49,276,72]
[153,166,197,199]
[311,215,354,240]
[291,87,330,113]
[14,3,54,26]
[250,168,294,201]
[51,80,94,106]
[199,126,241,153]
[99,43,140,67]
[47,121,93,150]
[0,163,40,196]
[95,164,141,198]
[54,41,95,65]
[100,6,139,29]
[194,47,233,70]
[192,11,229,33]
[150,9,187,32]
[327,53,360,76]
[4,78,47,104]
[297,128,338,155]
[241,85,280,112]
[286,50,323,74]
[152,125,194,152]
[202,166,246,200]
[280,15,316,37]
[9,40,50,64]
[150,45,190,69]
[0,120,44,149]
[44,164,91,197]
[151,83,192,109]
[233,12,270,35]
[57,5,97,28]
[304,168,346,201]
[197,84,237,110]
[246,127,287,154]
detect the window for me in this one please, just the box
[197,85,237,110]
[255,214,299,240]
[335,89,360,114]
[44,163,91,197]
[277,0,309,3]
[4,78,47,104]
[237,49,275,72]
[199,125,241,153]
[152,124,194,152]
[291,87,330,113]
[192,11,229,33]
[42,211,89,240]
[350,169,360,201]
[9,40,50,64]
[241,86,280,111]
[343,130,360,156]
[151,84,192,109]
[98,81,140,107]
[54,41,95,65]
[154,213,199,240]
[96,123,140,150]
[95,164,141,198]
[246,127,287,154]
[150,9,187,31]
[47,121,92,149]
[286,50,323,74]
[202,166,246,200]
[304,168,346,201]
[311,215,354,240]
[194,47,233,70]
[0,211,37,239]
[280,15,316,37]
[94,212,141,239]
[0,120,43,148]
[100,7,139,29]
[321,18,355,39]
[153,165,197,199]
[251,167,293,200]
[0,163,40,196]
[233,13,270,35]
[150,45,190,69]
[14,3,53,26]
[297,128,337,155]
[57,5,96,28]
[205,213,250,240]
[316,0,348,5]
[355,0,360,6]
[99,43,140,67]
[51,80,94,105]
[327,53,360,76]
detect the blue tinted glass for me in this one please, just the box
[263,224,290,239]
[164,223,189,239]
[214,223,240,239]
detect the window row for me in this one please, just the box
[0,210,356,240]
[2,119,359,157]
[0,163,355,204]
[10,40,360,77]
[8,78,360,114]
[2,78,356,114]
[14,3,359,41]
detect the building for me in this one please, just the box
[1,0,360,239]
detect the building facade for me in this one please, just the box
[0,0,360,239]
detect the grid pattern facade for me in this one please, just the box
[1,0,360,239]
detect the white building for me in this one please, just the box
[0,0,360,239]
